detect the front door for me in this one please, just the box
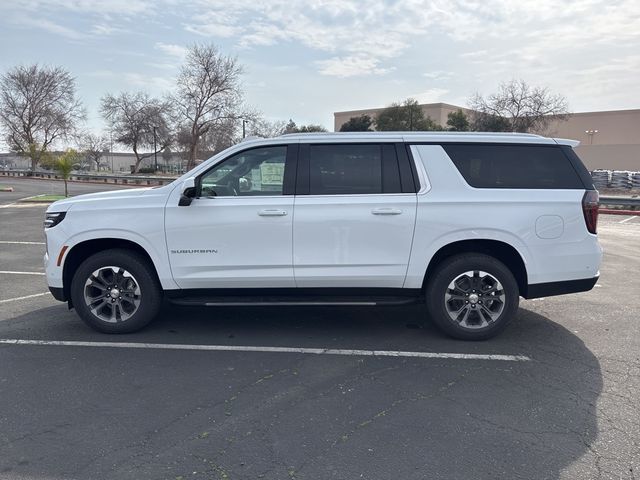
[165,144,296,289]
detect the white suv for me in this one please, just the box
[44,132,602,340]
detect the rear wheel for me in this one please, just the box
[70,249,162,333]
[425,253,519,340]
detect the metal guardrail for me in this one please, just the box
[599,196,640,208]
[0,169,178,186]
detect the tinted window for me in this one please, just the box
[309,144,383,195]
[200,146,287,197]
[442,144,584,189]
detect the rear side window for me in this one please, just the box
[308,144,400,195]
[442,144,584,189]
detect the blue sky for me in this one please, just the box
[0,0,639,141]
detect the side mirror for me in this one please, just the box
[178,177,196,207]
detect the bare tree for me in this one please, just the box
[174,43,244,170]
[282,119,328,133]
[246,118,287,138]
[469,80,569,133]
[0,64,85,170]
[100,92,172,173]
[81,133,109,171]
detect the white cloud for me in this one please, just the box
[87,70,174,92]
[91,24,128,35]
[408,88,450,104]
[155,42,188,59]
[183,0,640,84]
[423,71,453,81]
[10,15,85,39]
[316,55,394,78]
[5,0,151,15]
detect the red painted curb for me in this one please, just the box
[600,209,640,216]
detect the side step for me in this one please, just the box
[169,295,420,307]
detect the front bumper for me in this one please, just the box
[48,286,66,302]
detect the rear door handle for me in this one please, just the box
[258,209,288,217]
[371,208,403,215]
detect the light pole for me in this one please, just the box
[152,126,158,171]
[242,119,248,138]
[585,129,598,145]
[110,131,114,173]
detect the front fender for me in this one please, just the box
[59,228,178,290]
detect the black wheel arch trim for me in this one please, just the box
[62,239,160,305]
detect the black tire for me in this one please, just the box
[425,253,519,340]
[70,249,162,333]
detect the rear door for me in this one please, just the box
[293,142,418,288]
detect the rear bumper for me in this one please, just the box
[524,275,599,299]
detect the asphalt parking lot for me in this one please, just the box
[1,178,639,480]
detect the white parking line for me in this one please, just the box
[619,216,636,224]
[0,203,47,209]
[0,292,50,304]
[0,240,46,245]
[0,339,531,361]
[0,270,45,275]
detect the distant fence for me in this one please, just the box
[600,196,640,210]
[591,170,640,190]
[0,169,178,186]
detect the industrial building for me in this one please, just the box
[334,103,640,171]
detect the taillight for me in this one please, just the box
[582,190,599,234]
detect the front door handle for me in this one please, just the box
[371,208,403,215]
[258,209,288,217]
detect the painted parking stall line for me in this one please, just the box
[0,271,45,275]
[0,339,531,361]
[0,293,50,304]
[0,203,48,209]
[0,240,46,245]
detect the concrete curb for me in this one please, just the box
[0,187,14,192]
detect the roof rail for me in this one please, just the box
[279,131,544,138]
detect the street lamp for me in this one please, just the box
[242,119,248,138]
[585,129,598,145]
[152,126,158,171]
[109,130,114,173]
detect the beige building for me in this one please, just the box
[334,103,640,171]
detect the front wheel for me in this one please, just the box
[70,249,162,333]
[425,253,519,340]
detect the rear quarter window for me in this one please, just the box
[442,144,584,189]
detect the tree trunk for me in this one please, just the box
[187,139,198,171]
[64,179,68,197]
[132,148,143,174]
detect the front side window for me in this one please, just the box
[199,146,287,197]
[309,144,383,195]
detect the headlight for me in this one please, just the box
[44,212,66,229]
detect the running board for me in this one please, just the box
[169,295,420,307]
